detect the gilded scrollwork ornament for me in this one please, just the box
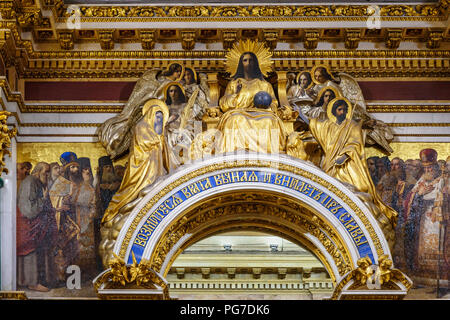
[93,253,170,299]
[330,255,412,299]
[0,111,16,176]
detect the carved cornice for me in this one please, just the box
[367,105,450,113]
[21,56,450,79]
[43,2,449,21]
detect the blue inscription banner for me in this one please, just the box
[127,170,374,264]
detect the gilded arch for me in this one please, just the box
[95,153,409,299]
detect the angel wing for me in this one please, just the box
[352,104,394,154]
[198,72,211,104]
[97,69,163,159]
[336,73,394,154]
[337,72,366,110]
[123,69,163,117]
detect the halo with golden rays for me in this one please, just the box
[225,39,273,77]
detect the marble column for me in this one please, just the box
[0,137,17,290]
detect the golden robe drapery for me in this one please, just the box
[309,116,398,227]
[217,78,286,154]
[102,100,170,223]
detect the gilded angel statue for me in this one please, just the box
[163,81,208,168]
[97,62,184,160]
[181,67,211,106]
[306,65,394,154]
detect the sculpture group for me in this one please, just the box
[97,40,397,237]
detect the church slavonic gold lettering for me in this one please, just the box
[309,186,318,197]
[157,205,168,216]
[281,175,291,187]
[326,200,338,209]
[249,171,258,182]
[302,183,312,195]
[222,173,231,184]
[346,223,359,233]
[213,174,222,186]
[231,171,240,183]
[181,187,192,198]
[288,178,299,190]
[330,205,343,214]
[351,228,363,237]
[149,214,162,224]
[134,238,146,247]
[274,174,282,185]
[164,199,174,210]
[188,183,200,195]
[172,194,183,206]
[313,190,323,201]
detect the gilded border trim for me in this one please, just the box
[388,123,450,127]
[367,105,450,113]
[48,3,450,21]
[118,159,386,263]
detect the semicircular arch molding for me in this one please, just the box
[104,153,392,285]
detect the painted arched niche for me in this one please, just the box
[99,153,393,286]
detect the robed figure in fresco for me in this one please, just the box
[17,162,54,292]
[308,98,398,228]
[102,99,170,223]
[403,149,448,277]
[216,40,287,154]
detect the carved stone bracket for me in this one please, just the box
[263,29,279,50]
[426,29,445,49]
[304,29,320,50]
[98,29,114,50]
[16,8,46,29]
[139,30,156,50]
[0,0,16,20]
[181,30,196,51]
[385,28,403,49]
[330,255,413,300]
[93,253,171,300]
[222,30,238,50]
[58,30,74,50]
[344,29,362,50]
[0,111,16,176]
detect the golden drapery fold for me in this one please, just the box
[217,108,287,154]
[217,78,286,154]
[102,100,170,223]
[309,116,398,227]
[219,78,278,113]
